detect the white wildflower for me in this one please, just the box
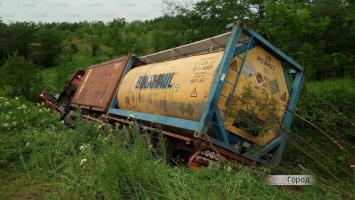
[6,115,10,120]
[37,103,40,106]
[0,97,3,99]
[128,112,135,119]
[15,97,19,100]
[2,123,9,127]
[8,111,12,114]
[12,121,17,126]
[39,109,42,113]
[80,158,87,166]
[5,102,10,106]
[79,144,89,151]
[97,124,102,129]
[21,104,27,110]
[26,142,30,147]
[41,102,44,105]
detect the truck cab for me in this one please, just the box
[40,70,85,115]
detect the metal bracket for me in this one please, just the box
[194,132,207,140]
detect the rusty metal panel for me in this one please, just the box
[71,54,132,112]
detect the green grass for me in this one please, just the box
[306,78,355,93]
[3,44,355,200]
[41,38,113,90]
[0,93,354,199]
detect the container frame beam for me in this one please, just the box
[108,21,305,166]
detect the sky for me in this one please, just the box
[0,0,178,24]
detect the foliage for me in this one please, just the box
[30,28,65,67]
[0,96,353,199]
[0,53,44,101]
[258,0,330,79]
[0,21,37,60]
[1,1,354,79]
[285,78,355,183]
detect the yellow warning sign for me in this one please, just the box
[190,87,197,97]
[281,92,287,101]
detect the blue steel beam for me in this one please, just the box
[222,35,254,122]
[211,109,229,142]
[196,21,244,134]
[283,72,305,129]
[282,62,292,93]
[271,72,305,164]
[108,108,200,131]
[234,43,258,56]
[253,135,283,156]
[245,29,304,72]
[109,54,138,109]
[207,136,268,165]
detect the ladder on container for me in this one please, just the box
[218,35,254,122]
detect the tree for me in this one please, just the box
[259,0,330,79]
[30,28,64,67]
[0,53,44,101]
[0,22,36,61]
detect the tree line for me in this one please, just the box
[0,0,354,81]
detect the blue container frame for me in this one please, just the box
[108,21,305,166]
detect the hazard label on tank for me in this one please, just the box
[281,92,287,101]
[190,87,197,97]
[242,62,256,79]
[256,72,265,86]
[269,79,279,95]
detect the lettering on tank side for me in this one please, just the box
[135,73,175,89]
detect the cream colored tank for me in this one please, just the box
[117,51,225,121]
[118,47,290,146]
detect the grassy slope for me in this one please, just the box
[41,38,112,89]
[3,38,353,199]
[0,98,351,199]
[0,79,353,199]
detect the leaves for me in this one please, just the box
[0,53,43,101]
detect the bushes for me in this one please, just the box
[0,54,44,101]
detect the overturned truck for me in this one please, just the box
[41,21,305,168]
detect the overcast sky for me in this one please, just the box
[0,0,181,24]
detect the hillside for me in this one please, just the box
[1,0,354,199]
[0,89,354,199]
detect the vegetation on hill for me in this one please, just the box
[0,93,353,199]
[0,0,354,199]
[0,0,354,81]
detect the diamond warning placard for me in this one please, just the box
[269,79,280,95]
[242,62,256,79]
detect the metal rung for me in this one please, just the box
[224,80,235,86]
[220,93,229,98]
[219,109,227,113]
[229,67,239,73]
[211,121,221,126]
[235,55,244,60]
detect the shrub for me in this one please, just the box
[0,53,44,101]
